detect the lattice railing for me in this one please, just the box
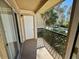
[37,28,67,57]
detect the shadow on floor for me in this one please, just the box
[21,39,37,59]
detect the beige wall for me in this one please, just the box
[35,13,45,28]
[0,17,8,59]
[0,0,12,59]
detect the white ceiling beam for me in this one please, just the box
[19,9,35,15]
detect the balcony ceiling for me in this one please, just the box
[15,0,47,12]
[5,0,62,15]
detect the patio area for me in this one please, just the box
[37,47,54,59]
[37,38,62,59]
[19,38,53,59]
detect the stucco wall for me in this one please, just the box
[35,13,45,28]
[0,16,8,59]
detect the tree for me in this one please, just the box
[67,6,72,21]
[58,15,65,26]
[45,9,58,26]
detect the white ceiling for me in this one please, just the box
[5,0,62,15]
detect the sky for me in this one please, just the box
[60,0,73,19]
[60,0,73,8]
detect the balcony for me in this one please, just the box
[37,28,67,59]
[0,0,78,59]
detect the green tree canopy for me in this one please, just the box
[45,10,58,26]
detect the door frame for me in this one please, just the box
[12,12,21,59]
[18,14,36,42]
[70,23,79,59]
[14,13,21,44]
[64,0,79,59]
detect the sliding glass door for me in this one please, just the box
[0,0,20,59]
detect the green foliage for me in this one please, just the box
[42,29,67,56]
[65,23,69,28]
[60,20,69,28]
[46,18,56,26]
[45,10,58,26]
[58,19,64,26]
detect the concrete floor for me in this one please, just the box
[20,39,54,59]
[21,39,37,59]
[37,47,54,59]
[37,38,44,48]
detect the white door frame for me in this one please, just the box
[19,15,36,42]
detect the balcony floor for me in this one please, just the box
[37,47,54,59]
[21,39,37,59]
[20,39,54,59]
